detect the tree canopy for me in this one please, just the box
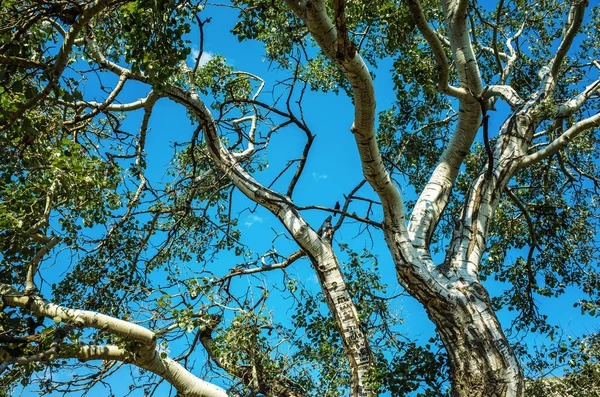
[1,0,600,396]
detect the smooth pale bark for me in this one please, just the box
[7,0,598,395]
[81,34,373,394]
[83,35,378,395]
[432,2,591,388]
[408,0,483,249]
[382,92,540,397]
[284,0,406,228]
[279,1,520,394]
[73,345,227,397]
[0,286,227,397]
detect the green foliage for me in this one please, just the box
[95,0,195,85]
[231,0,303,64]
[290,246,448,396]
[482,135,600,334]
[524,333,600,397]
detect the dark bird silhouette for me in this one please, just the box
[334,201,340,217]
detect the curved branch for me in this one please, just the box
[407,0,484,251]
[162,84,377,397]
[404,0,467,98]
[231,115,258,160]
[1,290,155,345]
[0,287,227,396]
[483,85,524,108]
[66,71,131,125]
[519,111,600,169]
[85,30,143,79]
[556,77,600,117]
[25,236,60,293]
[284,0,406,231]
[442,0,483,93]
[4,343,227,397]
[550,0,588,81]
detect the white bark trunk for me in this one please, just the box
[283,0,530,394]
[408,0,483,248]
[433,67,552,395]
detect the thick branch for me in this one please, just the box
[407,0,483,251]
[519,112,600,169]
[556,77,600,117]
[284,0,406,231]
[550,0,588,81]
[483,85,524,108]
[4,342,227,397]
[404,0,466,98]
[162,85,377,397]
[2,289,156,345]
[0,287,227,396]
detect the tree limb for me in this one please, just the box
[550,0,589,81]
[161,83,377,396]
[403,0,467,98]
[519,111,600,169]
[0,287,227,397]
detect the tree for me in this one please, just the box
[1,0,599,396]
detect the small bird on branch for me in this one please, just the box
[334,201,340,217]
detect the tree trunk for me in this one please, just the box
[386,236,524,396]
[426,282,524,396]
[163,85,378,397]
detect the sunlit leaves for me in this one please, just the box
[524,333,600,396]
[231,0,304,64]
[94,0,194,85]
[2,0,600,395]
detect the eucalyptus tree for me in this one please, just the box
[1,0,600,397]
